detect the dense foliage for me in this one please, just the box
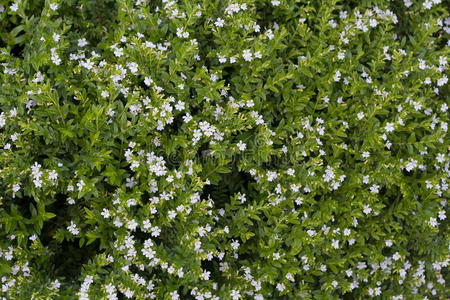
[0,0,449,299]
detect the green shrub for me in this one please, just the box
[0,0,449,299]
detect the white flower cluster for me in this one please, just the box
[77,275,94,300]
[67,221,80,235]
[30,162,43,188]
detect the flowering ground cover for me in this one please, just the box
[0,0,449,299]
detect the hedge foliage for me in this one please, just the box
[0,0,449,299]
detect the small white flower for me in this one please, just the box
[331,239,339,249]
[48,170,58,181]
[385,122,395,132]
[78,38,88,47]
[126,197,137,206]
[0,112,6,128]
[363,205,372,215]
[113,47,123,57]
[237,193,246,204]
[10,132,19,142]
[50,279,61,290]
[362,175,370,184]
[127,219,138,230]
[307,229,316,236]
[144,76,153,86]
[370,184,380,194]
[10,3,19,12]
[267,171,278,182]
[428,217,438,227]
[53,33,60,42]
[230,290,240,300]
[126,62,139,74]
[168,210,177,219]
[271,0,281,6]
[210,73,218,81]
[423,0,433,9]
[101,208,110,218]
[242,49,253,61]
[50,3,58,11]
[67,221,80,235]
[201,270,211,280]
[32,71,44,83]
[285,273,295,282]
[124,289,134,299]
[12,183,21,198]
[276,283,285,292]
[437,75,448,86]
[237,140,246,151]
[405,159,417,172]
[436,153,445,163]
[9,108,17,118]
[176,28,189,38]
[231,239,240,250]
[76,179,85,191]
[101,90,109,98]
[333,70,341,82]
[50,48,61,65]
[215,18,224,27]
